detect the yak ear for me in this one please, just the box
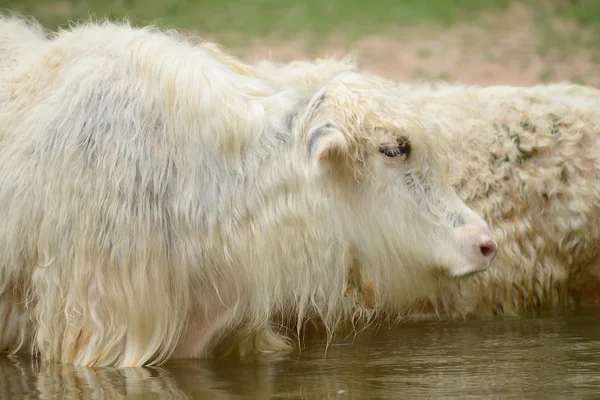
[309,123,349,171]
[299,89,350,174]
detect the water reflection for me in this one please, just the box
[2,305,600,399]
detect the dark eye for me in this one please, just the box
[379,145,409,158]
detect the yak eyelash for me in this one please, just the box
[379,145,409,158]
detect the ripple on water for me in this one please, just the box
[1,305,600,399]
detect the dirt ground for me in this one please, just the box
[227,4,599,87]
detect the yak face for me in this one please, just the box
[294,72,497,287]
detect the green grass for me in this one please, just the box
[0,0,597,53]
[553,0,600,27]
[531,0,600,58]
[1,0,513,37]
[538,65,555,82]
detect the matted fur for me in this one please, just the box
[240,52,600,318]
[0,16,494,367]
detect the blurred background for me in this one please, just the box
[2,0,598,86]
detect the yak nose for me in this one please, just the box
[477,237,498,265]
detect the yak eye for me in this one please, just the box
[379,145,409,158]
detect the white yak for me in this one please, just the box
[0,16,496,367]
[230,48,600,319]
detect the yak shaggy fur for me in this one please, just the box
[237,54,600,318]
[407,82,600,318]
[0,16,495,367]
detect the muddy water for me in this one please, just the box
[2,305,600,399]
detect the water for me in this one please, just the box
[2,305,600,399]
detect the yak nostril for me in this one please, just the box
[479,239,498,262]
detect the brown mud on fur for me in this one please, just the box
[342,247,377,311]
[570,261,600,305]
[576,281,600,304]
